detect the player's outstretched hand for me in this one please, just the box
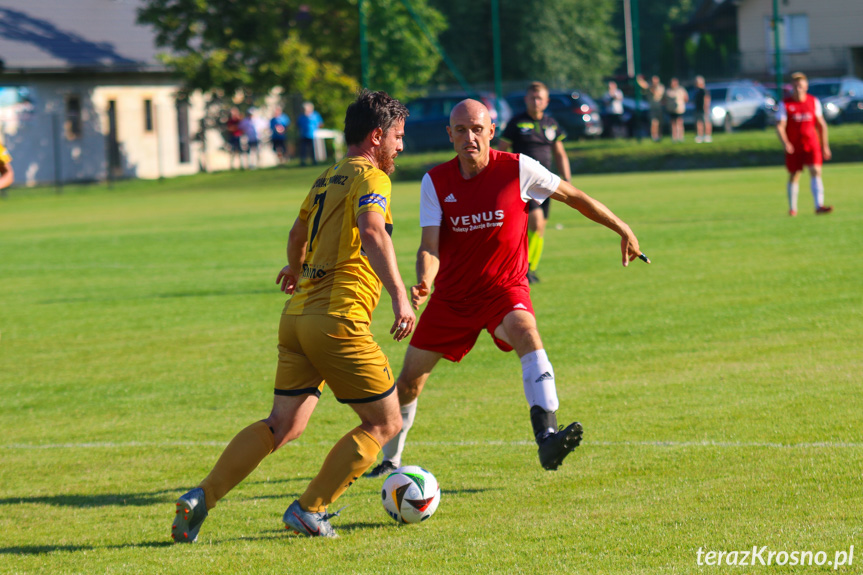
[621,232,648,267]
[411,280,431,309]
[276,265,299,294]
[390,297,416,342]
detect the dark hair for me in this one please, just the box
[527,81,548,94]
[343,90,409,146]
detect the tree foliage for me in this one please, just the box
[610,0,696,78]
[137,0,445,122]
[431,0,621,94]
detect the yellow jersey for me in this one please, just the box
[283,157,393,323]
[0,141,11,165]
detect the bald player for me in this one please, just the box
[366,99,648,477]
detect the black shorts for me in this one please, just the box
[272,138,287,154]
[527,197,551,219]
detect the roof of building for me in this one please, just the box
[0,0,167,73]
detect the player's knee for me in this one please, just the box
[266,416,306,450]
[396,377,423,404]
[380,417,402,444]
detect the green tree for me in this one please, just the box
[432,0,620,94]
[137,0,445,123]
[612,0,696,78]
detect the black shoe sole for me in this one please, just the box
[539,422,584,471]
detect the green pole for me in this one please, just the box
[359,0,369,88]
[772,0,783,101]
[631,0,642,140]
[491,0,503,119]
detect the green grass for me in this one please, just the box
[1,163,862,574]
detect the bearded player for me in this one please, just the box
[171,90,414,541]
[367,99,648,477]
[776,72,833,216]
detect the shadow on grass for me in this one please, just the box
[0,483,315,509]
[441,487,498,496]
[0,487,184,508]
[0,541,174,555]
[39,287,274,305]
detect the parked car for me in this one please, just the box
[806,77,863,124]
[402,92,513,152]
[505,90,602,140]
[684,80,776,132]
[839,97,863,123]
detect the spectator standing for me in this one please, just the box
[270,106,291,163]
[636,74,665,142]
[693,76,712,143]
[298,102,324,166]
[664,78,688,143]
[602,80,626,138]
[239,108,263,169]
[226,107,245,169]
[775,72,833,216]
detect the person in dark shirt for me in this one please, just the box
[498,82,572,283]
[693,76,712,143]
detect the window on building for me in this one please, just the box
[765,14,810,54]
[144,99,153,132]
[65,95,82,140]
[176,99,190,164]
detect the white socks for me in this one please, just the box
[380,349,560,465]
[380,399,417,466]
[520,349,559,412]
[787,181,799,212]
[811,176,824,208]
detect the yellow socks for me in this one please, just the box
[199,420,274,510]
[299,427,381,513]
[527,231,544,272]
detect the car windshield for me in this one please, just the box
[709,87,728,100]
[808,83,841,97]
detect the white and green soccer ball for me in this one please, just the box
[381,465,441,524]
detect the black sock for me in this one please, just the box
[530,406,558,444]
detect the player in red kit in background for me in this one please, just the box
[366,99,649,477]
[776,72,833,216]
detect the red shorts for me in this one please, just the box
[785,143,822,173]
[410,286,534,362]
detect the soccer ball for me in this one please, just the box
[380,465,441,524]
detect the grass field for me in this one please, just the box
[1,162,862,574]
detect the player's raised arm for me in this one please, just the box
[550,182,647,266]
[276,217,308,294]
[412,226,440,309]
[357,211,415,341]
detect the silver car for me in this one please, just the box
[807,77,863,124]
[685,80,776,132]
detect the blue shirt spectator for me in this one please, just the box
[297,102,323,165]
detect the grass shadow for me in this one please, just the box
[0,487,184,508]
[0,540,174,556]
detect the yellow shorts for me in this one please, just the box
[274,314,395,403]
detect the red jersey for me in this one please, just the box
[781,95,821,151]
[420,149,559,302]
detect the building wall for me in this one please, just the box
[0,76,280,187]
[738,0,863,77]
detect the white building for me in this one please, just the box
[0,0,275,187]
